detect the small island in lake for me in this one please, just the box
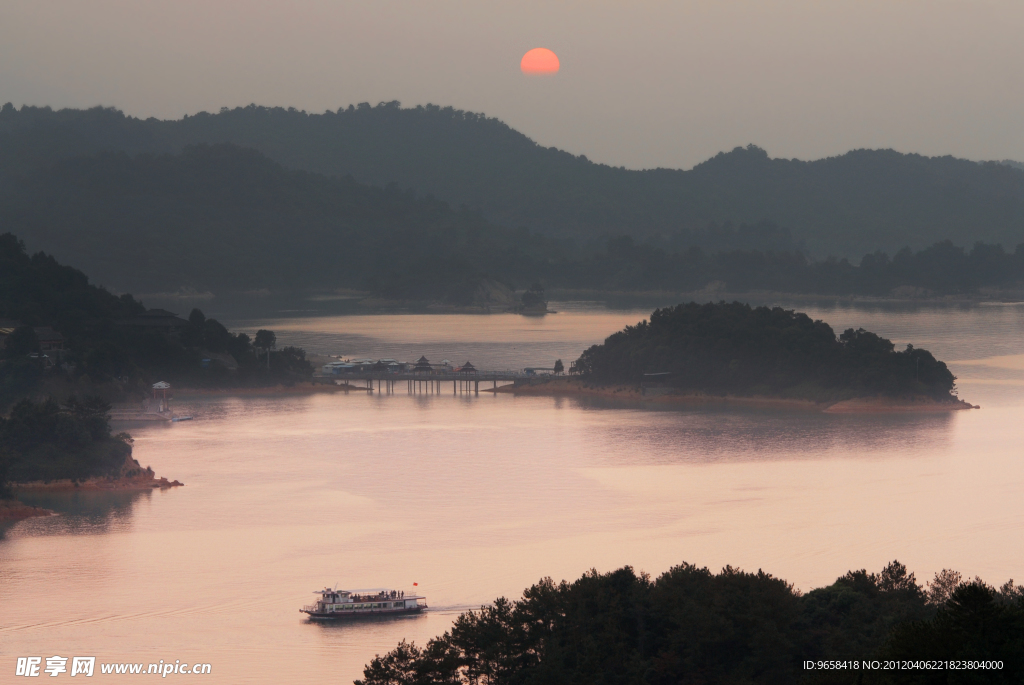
[504,301,975,412]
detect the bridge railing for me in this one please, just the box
[313,371,528,381]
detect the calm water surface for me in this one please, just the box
[3,302,1024,683]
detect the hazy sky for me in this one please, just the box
[2,0,1023,169]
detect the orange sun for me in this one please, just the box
[521,48,560,75]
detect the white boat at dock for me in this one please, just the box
[301,587,426,619]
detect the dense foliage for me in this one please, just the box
[574,302,957,401]
[552,236,1024,297]
[1,140,1023,301]
[0,144,551,300]
[4,102,1024,257]
[0,396,132,488]
[0,233,312,406]
[356,562,1024,685]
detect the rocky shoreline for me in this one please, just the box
[1,454,182,521]
[14,472,184,493]
[493,378,978,413]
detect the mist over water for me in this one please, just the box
[2,303,1023,683]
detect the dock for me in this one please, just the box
[313,372,524,395]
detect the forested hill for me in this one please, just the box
[3,142,1024,300]
[356,561,1024,685]
[3,102,1024,258]
[0,232,313,406]
[0,143,545,298]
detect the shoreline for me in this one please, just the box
[546,288,1024,307]
[117,378,977,414]
[14,473,184,493]
[493,378,978,413]
[0,499,56,521]
[108,381,359,415]
[198,289,1024,313]
[2,452,182,522]
[173,381,359,397]
[12,453,183,495]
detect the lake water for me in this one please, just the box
[3,301,1024,683]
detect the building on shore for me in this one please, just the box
[33,327,64,354]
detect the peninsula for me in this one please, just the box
[0,396,181,520]
[0,231,314,411]
[502,301,974,412]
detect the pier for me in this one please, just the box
[313,372,522,395]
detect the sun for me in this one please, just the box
[521,48,560,75]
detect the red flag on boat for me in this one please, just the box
[413,582,418,586]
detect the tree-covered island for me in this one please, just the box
[538,302,971,409]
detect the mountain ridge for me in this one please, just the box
[3,102,1023,258]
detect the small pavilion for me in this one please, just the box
[152,381,171,413]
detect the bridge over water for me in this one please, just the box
[312,372,526,395]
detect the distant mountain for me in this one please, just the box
[0,143,546,299]
[2,142,1022,303]
[3,102,1024,258]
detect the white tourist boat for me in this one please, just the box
[301,587,426,619]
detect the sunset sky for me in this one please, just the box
[2,0,1023,169]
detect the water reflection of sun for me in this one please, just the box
[521,48,559,75]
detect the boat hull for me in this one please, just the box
[301,606,426,620]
